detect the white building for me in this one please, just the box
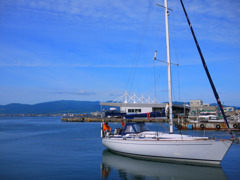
[100,102,188,117]
[101,91,189,117]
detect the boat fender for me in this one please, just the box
[178,124,182,129]
[147,112,151,120]
[200,124,205,129]
[216,124,221,129]
[101,122,104,138]
[233,124,238,129]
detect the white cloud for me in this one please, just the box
[2,0,239,44]
[7,0,149,24]
[55,90,96,96]
[0,0,239,67]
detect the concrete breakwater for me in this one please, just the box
[61,116,171,123]
[61,116,240,131]
[176,121,240,130]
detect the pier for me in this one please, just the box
[176,121,240,130]
[61,116,240,131]
[61,116,170,123]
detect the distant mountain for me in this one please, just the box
[0,100,102,114]
[164,101,190,106]
[210,103,239,110]
[1,100,238,115]
[172,101,190,106]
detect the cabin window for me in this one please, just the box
[133,124,141,133]
[124,125,135,133]
[135,109,141,113]
[133,123,151,133]
[128,109,134,113]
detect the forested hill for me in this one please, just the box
[0,100,101,114]
[1,100,238,115]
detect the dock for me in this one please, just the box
[61,116,171,123]
[61,116,240,131]
[176,121,240,130]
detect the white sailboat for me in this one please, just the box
[101,0,233,166]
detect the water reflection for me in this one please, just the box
[101,150,227,180]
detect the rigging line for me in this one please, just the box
[154,0,165,103]
[172,73,176,102]
[154,0,160,51]
[130,0,151,91]
[165,9,177,103]
[180,0,231,134]
[170,67,179,103]
[157,121,170,133]
[154,0,156,51]
[169,7,181,102]
[153,58,157,102]
[125,17,147,91]
[177,65,181,102]
[153,0,157,102]
[128,0,154,94]
[172,10,181,102]
[177,64,181,101]
[126,3,151,92]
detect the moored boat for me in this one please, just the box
[102,122,232,166]
[101,0,235,166]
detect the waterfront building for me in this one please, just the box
[190,100,218,116]
[100,91,189,117]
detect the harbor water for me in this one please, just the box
[0,117,239,180]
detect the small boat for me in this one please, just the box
[101,0,235,166]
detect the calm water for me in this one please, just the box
[0,117,239,180]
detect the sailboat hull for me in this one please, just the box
[102,138,232,166]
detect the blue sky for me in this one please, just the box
[0,0,239,106]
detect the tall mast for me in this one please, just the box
[164,0,173,133]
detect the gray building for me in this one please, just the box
[190,100,218,116]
